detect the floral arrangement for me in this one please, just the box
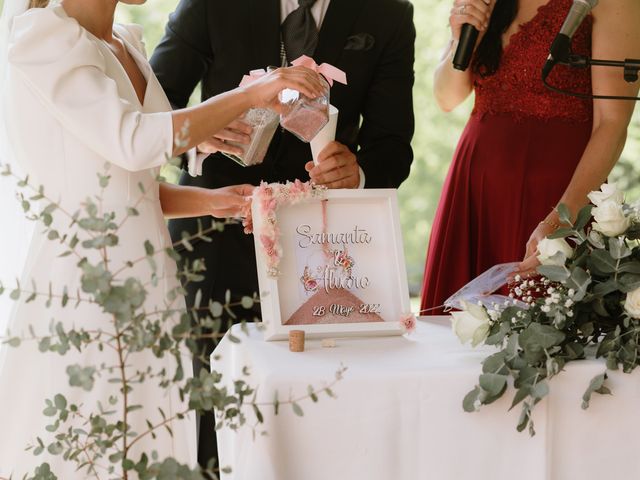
[244,180,326,277]
[456,183,640,435]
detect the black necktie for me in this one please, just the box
[281,0,319,64]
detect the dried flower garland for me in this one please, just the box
[244,180,326,277]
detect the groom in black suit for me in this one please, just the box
[150,0,415,468]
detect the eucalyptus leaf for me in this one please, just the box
[548,227,574,240]
[574,204,593,230]
[530,381,549,400]
[593,279,621,297]
[609,237,632,260]
[618,273,640,292]
[462,386,481,413]
[479,373,508,397]
[589,249,618,275]
[582,372,609,409]
[564,342,585,360]
[565,267,591,301]
[537,265,570,282]
[482,352,509,375]
[241,296,254,310]
[520,323,566,350]
[292,402,304,417]
[509,387,530,411]
[557,204,572,224]
[618,262,640,275]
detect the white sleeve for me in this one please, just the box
[358,166,366,189]
[8,8,173,173]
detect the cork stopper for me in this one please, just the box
[289,330,305,352]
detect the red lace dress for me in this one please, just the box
[421,0,593,314]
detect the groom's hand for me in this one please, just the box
[305,142,360,189]
[197,119,253,157]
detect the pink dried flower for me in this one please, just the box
[248,180,326,277]
[260,235,276,257]
[400,313,417,334]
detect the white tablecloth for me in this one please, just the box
[212,317,640,480]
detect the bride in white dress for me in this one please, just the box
[0,0,324,477]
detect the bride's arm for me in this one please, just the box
[170,67,324,157]
[8,9,323,172]
[158,183,253,219]
[517,0,640,275]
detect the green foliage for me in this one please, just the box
[0,164,343,479]
[463,197,640,435]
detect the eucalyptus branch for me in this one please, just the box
[2,154,337,479]
[113,319,131,480]
[0,162,97,243]
[2,286,96,308]
[78,440,106,480]
[110,219,239,279]
[128,365,347,453]
[253,366,347,410]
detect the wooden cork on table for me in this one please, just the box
[289,330,305,352]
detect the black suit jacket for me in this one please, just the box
[150,0,415,303]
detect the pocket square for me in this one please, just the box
[344,33,375,52]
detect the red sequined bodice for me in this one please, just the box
[473,0,592,122]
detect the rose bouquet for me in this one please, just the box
[457,183,640,435]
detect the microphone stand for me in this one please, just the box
[543,52,640,101]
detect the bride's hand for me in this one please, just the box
[208,184,255,218]
[241,66,326,110]
[198,119,253,156]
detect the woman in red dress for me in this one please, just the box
[421,0,640,314]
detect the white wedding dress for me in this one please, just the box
[0,5,196,478]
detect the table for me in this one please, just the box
[212,317,640,480]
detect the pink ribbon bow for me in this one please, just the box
[239,69,267,87]
[291,55,348,87]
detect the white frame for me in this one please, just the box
[253,189,411,341]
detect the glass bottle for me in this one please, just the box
[279,75,330,143]
[223,67,280,167]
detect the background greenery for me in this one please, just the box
[6,0,639,295]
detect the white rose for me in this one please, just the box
[592,200,630,237]
[537,237,574,266]
[451,301,491,347]
[588,183,624,207]
[624,288,640,318]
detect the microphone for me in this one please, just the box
[453,24,480,72]
[542,0,598,80]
